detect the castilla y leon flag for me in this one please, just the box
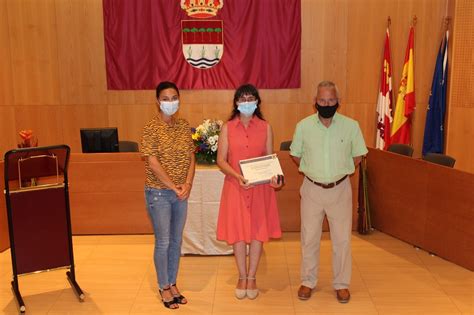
[391,27,416,145]
[103,0,301,90]
[376,27,393,150]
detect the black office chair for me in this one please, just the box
[280,140,292,151]
[422,153,456,168]
[387,144,414,157]
[119,141,139,152]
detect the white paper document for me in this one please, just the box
[239,154,284,185]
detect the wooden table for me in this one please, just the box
[1,151,361,253]
[367,148,474,271]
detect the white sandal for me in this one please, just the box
[246,277,259,300]
[235,276,247,299]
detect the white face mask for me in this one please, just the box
[159,100,179,116]
[237,101,258,117]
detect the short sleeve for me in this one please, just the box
[184,121,195,154]
[140,123,157,157]
[290,122,304,157]
[351,123,368,157]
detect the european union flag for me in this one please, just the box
[422,31,448,156]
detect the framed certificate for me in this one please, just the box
[239,154,284,185]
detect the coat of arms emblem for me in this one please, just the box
[181,0,224,69]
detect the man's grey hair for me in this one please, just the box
[317,80,340,99]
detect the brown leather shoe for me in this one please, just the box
[297,285,313,300]
[335,289,350,303]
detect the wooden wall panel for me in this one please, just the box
[448,0,473,109]
[0,107,17,156]
[446,0,474,173]
[105,90,156,106]
[260,103,301,148]
[55,0,108,105]
[307,0,348,100]
[341,103,377,146]
[107,104,157,145]
[0,0,14,106]
[14,105,63,147]
[60,104,109,151]
[446,107,474,173]
[173,90,207,105]
[201,102,229,123]
[3,0,472,173]
[346,0,392,104]
[7,0,60,105]
[177,101,205,129]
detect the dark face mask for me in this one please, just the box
[316,103,339,119]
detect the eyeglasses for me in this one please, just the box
[316,98,338,106]
[237,96,257,103]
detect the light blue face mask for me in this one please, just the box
[160,100,179,116]
[237,101,258,117]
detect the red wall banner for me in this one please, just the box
[103,0,301,89]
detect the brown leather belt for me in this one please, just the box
[305,175,348,189]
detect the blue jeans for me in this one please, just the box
[145,187,188,289]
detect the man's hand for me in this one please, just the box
[353,156,363,167]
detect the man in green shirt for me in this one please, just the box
[290,81,368,303]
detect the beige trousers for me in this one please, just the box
[300,176,352,290]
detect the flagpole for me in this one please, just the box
[443,17,450,154]
[442,17,450,55]
[444,16,450,29]
[410,15,416,147]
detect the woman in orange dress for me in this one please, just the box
[217,84,282,300]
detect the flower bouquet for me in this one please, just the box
[192,119,223,164]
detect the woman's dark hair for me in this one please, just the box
[229,84,264,121]
[155,81,180,99]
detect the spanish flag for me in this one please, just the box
[391,27,416,144]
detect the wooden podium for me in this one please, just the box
[3,145,84,313]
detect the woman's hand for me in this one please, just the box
[172,185,184,198]
[175,183,192,200]
[237,175,253,190]
[269,175,283,189]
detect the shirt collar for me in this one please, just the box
[314,112,339,126]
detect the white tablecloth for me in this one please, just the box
[182,167,233,255]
